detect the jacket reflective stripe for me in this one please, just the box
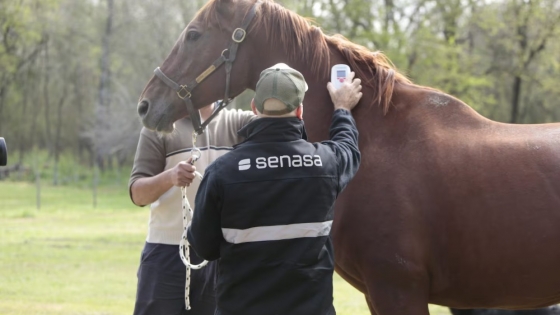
[222,221,333,244]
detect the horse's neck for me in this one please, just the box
[302,80,489,143]
[251,44,487,142]
[247,48,341,141]
[260,50,390,142]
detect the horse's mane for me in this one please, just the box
[197,0,413,114]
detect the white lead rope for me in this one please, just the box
[179,142,209,310]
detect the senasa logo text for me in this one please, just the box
[238,155,322,171]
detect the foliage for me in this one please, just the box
[0,181,144,314]
[0,0,559,184]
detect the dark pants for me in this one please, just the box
[133,242,217,315]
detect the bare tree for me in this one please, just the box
[508,0,560,123]
[93,0,114,207]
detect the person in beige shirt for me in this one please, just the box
[129,103,254,315]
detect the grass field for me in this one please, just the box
[0,181,451,314]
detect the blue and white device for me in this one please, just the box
[330,64,351,90]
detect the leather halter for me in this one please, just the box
[153,1,261,135]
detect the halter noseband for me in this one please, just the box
[153,1,261,135]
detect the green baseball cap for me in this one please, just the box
[254,63,308,115]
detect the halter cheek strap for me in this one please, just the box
[154,1,261,135]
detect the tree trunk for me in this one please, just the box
[17,68,32,180]
[510,75,522,123]
[93,0,114,207]
[43,41,54,157]
[53,92,66,185]
[0,83,6,135]
[384,0,395,34]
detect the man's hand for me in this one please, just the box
[169,160,196,187]
[327,71,363,112]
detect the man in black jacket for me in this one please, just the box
[188,63,362,315]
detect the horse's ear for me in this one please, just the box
[216,0,237,19]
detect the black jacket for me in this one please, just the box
[188,109,360,315]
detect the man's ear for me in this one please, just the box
[251,99,259,115]
[296,105,303,120]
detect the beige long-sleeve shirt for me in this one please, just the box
[129,108,255,245]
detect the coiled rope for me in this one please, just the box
[179,133,209,310]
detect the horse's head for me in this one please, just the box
[138,0,408,133]
[137,0,261,132]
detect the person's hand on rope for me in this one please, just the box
[327,71,363,112]
[170,158,196,187]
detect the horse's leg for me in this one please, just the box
[336,265,377,314]
[365,296,379,315]
[364,270,431,315]
[335,262,368,293]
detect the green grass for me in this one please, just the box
[0,181,144,315]
[0,181,450,314]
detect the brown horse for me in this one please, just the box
[137,0,560,314]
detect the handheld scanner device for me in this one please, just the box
[330,64,351,89]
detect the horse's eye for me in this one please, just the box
[186,31,201,42]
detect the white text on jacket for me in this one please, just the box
[238,155,323,171]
